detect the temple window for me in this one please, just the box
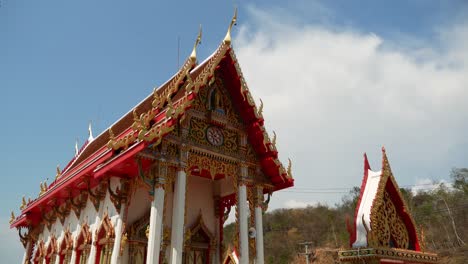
[95,212,115,264]
[75,224,92,264]
[44,236,58,264]
[58,230,73,264]
[33,240,45,264]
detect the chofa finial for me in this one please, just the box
[75,139,79,157]
[55,165,62,180]
[223,7,238,45]
[10,211,15,224]
[88,122,94,141]
[190,25,203,63]
[20,196,26,210]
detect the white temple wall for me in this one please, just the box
[218,176,235,197]
[126,185,151,224]
[186,176,216,235]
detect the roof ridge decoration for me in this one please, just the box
[106,12,237,152]
[350,147,421,251]
[107,27,204,151]
[224,8,237,45]
[10,10,293,228]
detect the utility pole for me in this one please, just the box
[298,242,314,264]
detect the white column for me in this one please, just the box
[255,203,264,264]
[88,198,105,264]
[169,168,187,264]
[21,240,32,264]
[70,223,80,264]
[110,203,126,264]
[238,183,249,264]
[146,181,166,264]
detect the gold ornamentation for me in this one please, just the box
[272,131,277,149]
[188,117,239,154]
[223,8,237,45]
[20,196,27,210]
[190,25,202,63]
[86,178,106,211]
[95,211,115,243]
[187,152,237,179]
[120,231,127,256]
[9,211,15,224]
[69,188,87,218]
[368,191,409,249]
[257,98,264,118]
[287,158,292,178]
[39,181,47,196]
[108,177,130,211]
[55,165,61,180]
[108,28,204,151]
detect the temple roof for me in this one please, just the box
[349,148,421,251]
[10,22,294,229]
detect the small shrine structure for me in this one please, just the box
[339,148,438,264]
[10,10,294,264]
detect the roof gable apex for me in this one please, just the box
[351,148,420,251]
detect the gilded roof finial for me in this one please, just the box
[132,108,138,121]
[108,128,115,140]
[39,181,48,196]
[55,165,62,180]
[88,122,94,141]
[287,158,292,177]
[190,25,203,63]
[20,196,27,210]
[10,211,15,224]
[223,7,238,45]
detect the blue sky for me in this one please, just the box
[1,0,468,261]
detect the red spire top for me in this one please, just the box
[363,152,371,171]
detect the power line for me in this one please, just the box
[280,182,456,194]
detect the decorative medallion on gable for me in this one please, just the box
[188,117,239,155]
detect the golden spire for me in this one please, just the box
[190,25,203,63]
[20,196,26,210]
[287,158,292,177]
[223,7,238,45]
[10,211,15,224]
[55,165,62,180]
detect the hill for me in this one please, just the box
[223,168,468,263]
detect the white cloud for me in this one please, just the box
[235,7,468,208]
[284,199,318,209]
[411,178,453,195]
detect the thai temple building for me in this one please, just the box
[338,148,438,264]
[9,11,294,264]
